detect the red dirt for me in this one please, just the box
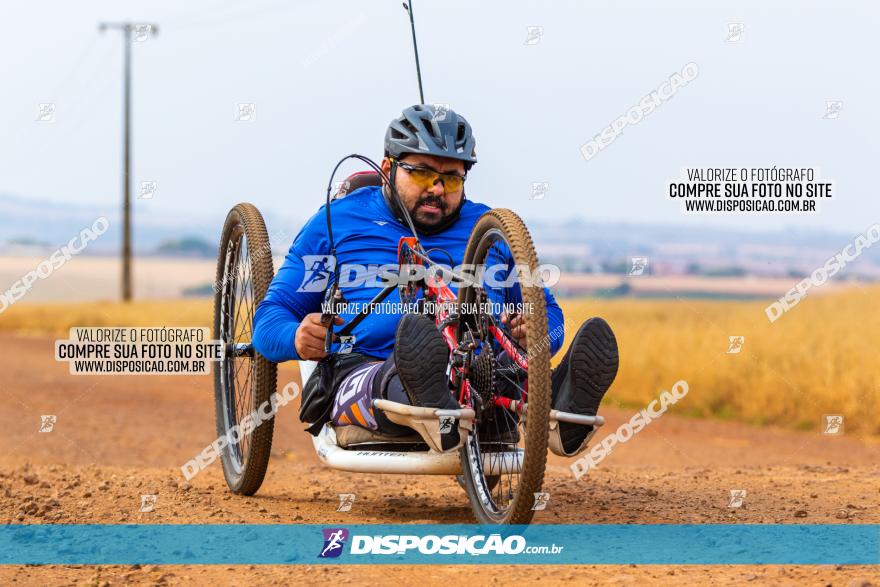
[1,333,878,585]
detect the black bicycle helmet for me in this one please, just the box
[384,104,477,168]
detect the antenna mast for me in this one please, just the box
[402,2,425,104]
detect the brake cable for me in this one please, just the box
[321,154,424,352]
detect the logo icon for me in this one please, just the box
[823,100,843,120]
[529,182,549,200]
[337,335,355,355]
[524,26,544,45]
[140,494,158,512]
[822,414,844,435]
[319,528,349,558]
[727,336,745,354]
[531,492,550,511]
[36,102,56,123]
[39,415,57,433]
[336,493,356,512]
[629,256,649,276]
[438,416,455,435]
[333,180,352,198]
[299,255,336,292]
[728,489,747,508]
[431,103,450,122]
[373,220,388,226]
[235,102,256,122]
[138,181,158,200]
[133,23,153,42]
[726,23,744,42]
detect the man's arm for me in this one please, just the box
[544,289,565,355]
[483,238,565,356]
[252,208,332,363]
[501,285,565,356]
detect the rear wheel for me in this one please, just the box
[456,209,552,524]
[213,203,277,495]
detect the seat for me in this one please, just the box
[333,171,382,199]
[333,424,423,447]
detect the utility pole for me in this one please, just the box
[98,22,158,301]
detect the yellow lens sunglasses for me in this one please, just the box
[392,158,467,192]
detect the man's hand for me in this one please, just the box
[295,313,343,360]
[501,312,527,347]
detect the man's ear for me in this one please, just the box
[380,157,393,192]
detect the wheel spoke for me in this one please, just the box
[231,238,259,462]
[223,232,256,471]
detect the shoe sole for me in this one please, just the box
[568,317,619,416]
[394,314,455,409]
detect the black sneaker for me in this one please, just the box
[394,314,460,449]
[551,317,619,454]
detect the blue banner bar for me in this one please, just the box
[1,524,878,565]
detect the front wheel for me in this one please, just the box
[213,203,277,495]
[456,209,552,524]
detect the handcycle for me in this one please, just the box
[212,160,605,525]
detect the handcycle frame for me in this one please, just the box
[214,156,607,512]
[306,235,605,476]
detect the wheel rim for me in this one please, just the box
[219,225,257,476]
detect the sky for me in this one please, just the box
[1,0,878,239]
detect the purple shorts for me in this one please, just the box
[330,361,383,430]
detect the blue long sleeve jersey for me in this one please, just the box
[252,186,565,363]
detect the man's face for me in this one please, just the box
[381,154,466,227]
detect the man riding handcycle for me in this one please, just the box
[214,104,620,524]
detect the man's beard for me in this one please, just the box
[382,181,464,235]
[409,194,448,226]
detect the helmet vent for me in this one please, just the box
[420,119,434,138]
[401,120,418,136]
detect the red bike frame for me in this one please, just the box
[399,238,530,415]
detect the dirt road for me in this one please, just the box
[1,333,878,585]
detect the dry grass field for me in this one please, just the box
[2,285,877,435]
[564,286,879,436]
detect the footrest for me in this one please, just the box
[373,399,475,453]
[547,409,604,457]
